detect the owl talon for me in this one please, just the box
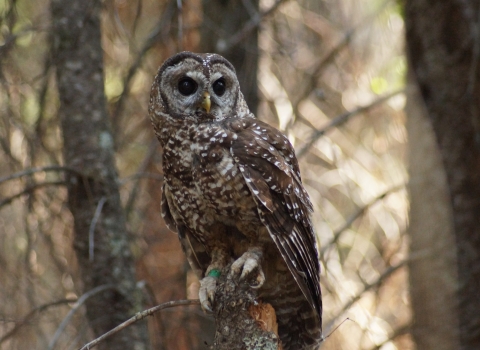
[230,250,265,288]
[199,276,217,313]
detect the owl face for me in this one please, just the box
[156,52,240,121]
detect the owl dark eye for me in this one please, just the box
[212,78,226,96]
[178,77,198,96]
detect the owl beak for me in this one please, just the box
[201,91,211,113]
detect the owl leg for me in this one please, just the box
[199,247,231,312]
[230,246,265,288]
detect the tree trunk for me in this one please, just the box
[405,1,480,348]
[406,73,459,349]
[200,0,260,115]
[51,1,148,348]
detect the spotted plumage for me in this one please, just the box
[149,51,322,349]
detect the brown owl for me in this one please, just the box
[149,51,322,349]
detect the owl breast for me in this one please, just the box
[162,120,259,235]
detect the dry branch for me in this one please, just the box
[78,299,200,350]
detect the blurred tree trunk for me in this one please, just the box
[406,75,459,349]
[51,1,148,348]
[200,0,259,115]
[406,1,480,349]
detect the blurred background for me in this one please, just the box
[0,0,473,349]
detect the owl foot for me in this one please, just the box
[230,248,265,288]
[199,275,217,313]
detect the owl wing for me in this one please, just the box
[228,118,322,319]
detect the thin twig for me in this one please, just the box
[321,317,356,343]
[297,90,404,159]
[0,181,66,209]
[0,165,80,185]
[48,285,117,350]
[89,196,107,261]
[78,299,201,350]
[0,298,77,345]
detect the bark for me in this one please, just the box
[51,1,148,348]
[406,74,459,349]
[405,1,480,348]
[212,265,281,350]
[200,0,260,115]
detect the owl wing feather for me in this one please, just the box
[161,184,178,233]
[229,119,322,319]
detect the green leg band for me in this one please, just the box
[207,269,221,278]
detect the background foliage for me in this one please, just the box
[0,0,409,348]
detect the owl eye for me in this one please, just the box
[178,77,198,96]
[212,78,226,96]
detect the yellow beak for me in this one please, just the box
[201,91,211,113]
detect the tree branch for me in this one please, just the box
[78,299,200,350]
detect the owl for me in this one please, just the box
[149,51,322,349]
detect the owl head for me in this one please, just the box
[150,51,248,122]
